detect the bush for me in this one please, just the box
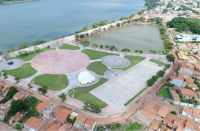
[106,124,111,129]
[34,40,45,45]
[116,23,120,27]
[171,111,177,115]
[38,86,47,94]
[15,124,23,130]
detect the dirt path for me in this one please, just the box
[0,121,16,131]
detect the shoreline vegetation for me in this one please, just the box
[0,0,33,4]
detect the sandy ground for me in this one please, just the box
[0,121,16,131]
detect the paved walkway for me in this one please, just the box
[0,59,24,71]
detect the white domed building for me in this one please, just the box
[78,71,96,85]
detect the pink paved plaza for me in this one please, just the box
[31,49,90,74]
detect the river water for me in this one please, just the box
[0,0,144,51]
[88,24,164,53]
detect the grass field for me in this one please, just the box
[87,61,107,75]
[82,49,118,60]
[68,78,108,108]
[117,56,145,71]
[150,59,166,66]
[2,63,37,79]
[59,44,80,50]
[33,74,68,91]
[14,48,54,61]
[159,88,172,99]
[124,86,148,106]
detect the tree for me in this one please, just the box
[135,50,139,53]
[80,40,90,48]
[157,70,165,77]
[3,73,8,79]
[75,34,79,40]
[100,45,103,49]
[92,23,99,28]
[59,93,67,102]
[116,23,120,27]
[147,79,156,86]
[165,64,171,70]
[34,40,45,45]
[139,50,143,54]
[38,86,47,94]
[7,48,15,53]
[109,19,115,24]
[5,86,18,102]
[7,100,25,116]
[166,54,175,62]
[98,20,107,26]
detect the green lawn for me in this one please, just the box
[33,74,69,91]
[87,61,107,75]
[124,86,148,106]
[159,88,172,99]
[14,47,54,61]
[82,49,118,60]
[150,59,166,66]
[2,63,37,79]
[59,44,80,50]
[117,56,145,71]
[68,78,108,108]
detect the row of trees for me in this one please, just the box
[147,70,166,86]
[167,17,200,34]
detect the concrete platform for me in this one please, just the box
[90,60,163,110]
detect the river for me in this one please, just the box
[0,0,144,51]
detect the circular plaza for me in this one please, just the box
[31,49,90,74]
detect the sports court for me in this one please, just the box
[90,60,163,110]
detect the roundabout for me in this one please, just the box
[31,49,90,74]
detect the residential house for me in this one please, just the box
[46,122,61,131]
[196,92,200,98]
[194,63,200,72]
[193,71,200,80]
[36,101,54,118]
[178,73,190,80]
[156,105,169,119]
[1,86,10,94]
[38,119,55,131]
[182,107,200,122]
[178,88,195,99]
[148,119,161,131]
[13,92,26,101]
[52,106,71,124]
[0,106,10,121]
[134,101,157,125]
[24,117,44,131]
[187,83,199,91]
[84,118,96,131]
[179,67,194,76]
[170,77,186,88]
[169,88,181,102]
[58,122,72,131]
[176,118,194,131]
[163,113,181,129]
[73,113,87,129]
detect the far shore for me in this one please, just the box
[1,0,34,4]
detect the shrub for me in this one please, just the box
[15,124,23,130]
[38,86,47,94]
[171,111,177,115]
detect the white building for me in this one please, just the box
[78,71,96,85]
[176,34,200,42]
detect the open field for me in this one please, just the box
[59,44,80,50]
[2,63,37,79]
[82,49,118,60]
[117,56,145,71]
[150,59,166,66]
[87,61,107,75]
[68,78,108,108]
[33,74,68,91]
[90,60,163,109]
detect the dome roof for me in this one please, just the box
[78,71,96,84]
